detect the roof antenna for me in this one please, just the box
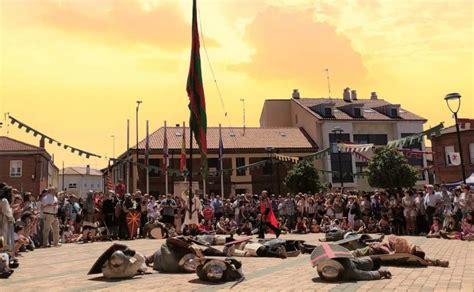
[325,68,331,99]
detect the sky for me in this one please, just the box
[1,0,472,169]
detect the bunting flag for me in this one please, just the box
[8,115,101,158]
[274,153,299,163]
[352,152,370,162]
[302,147,331,160]
[399,149,433,159]
[386,122,444,148]
[186,0,208,170]
[106,171,114,191]
[180,123,187,172]
[337,143,373,153]
[163,122,169,171]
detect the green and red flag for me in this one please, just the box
[186,0,207,170]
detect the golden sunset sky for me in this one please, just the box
[1,0,472,169]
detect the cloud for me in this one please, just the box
[230,7,367,90]
[8,0,218,50]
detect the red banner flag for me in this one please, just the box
[186,0,207,168]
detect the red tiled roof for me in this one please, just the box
[294,98,426,121]
[0,136,44,152]
[134,127,317,151]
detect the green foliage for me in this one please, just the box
[284,159,323,193]
[367,147,418,190]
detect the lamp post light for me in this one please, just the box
[444,93,466,184]
[331,127,344,189]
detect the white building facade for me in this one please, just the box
[260,89,429,190]
[59,166,103,198]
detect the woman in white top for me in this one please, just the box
[402,190,417,235]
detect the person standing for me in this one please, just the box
[211,195,224,223]
[258,190,281,239]
[41,187,60,247]
[160,194,177,228]
[424,185,441,228]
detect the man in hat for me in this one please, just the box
[102,248,147,279]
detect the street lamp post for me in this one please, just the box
[332,127,344,189]
[136,100,142,191]
[111,135,115,159]
[444,93,466,184]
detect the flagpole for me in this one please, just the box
[164,121,169,195]
[146,120,150,195]
[189,125,193,219]
[126,119,130,193]
[219,124,224,197]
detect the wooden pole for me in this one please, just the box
[188,127,193,219]
[219,124,224,197]
[164,121,169,195]
[126,119,130,193]
[146,120,150,195]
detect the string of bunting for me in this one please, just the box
[386,122,444,148]
[352,151,371,162]
[274,153,300,163]
[399,149,434,159]
[301,147,331,160]
[337,143,373,153]
[8,115,101,159]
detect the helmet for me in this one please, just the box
[200,260,227,282]
[178,253,199,273]
[325,228,345,242]
[109,250,127,268]
[317,260,344,282]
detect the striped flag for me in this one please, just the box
[186,0,207,170]
[163,122,169,170]
[218,130,224,170]
[180,122,187,172]
[106,170,113,191]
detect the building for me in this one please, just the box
[431,119,474,184]
[111,127,318,196]
[59,166,104,198]
[260,89,429,189]
[0,136,59,195]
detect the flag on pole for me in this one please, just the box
[145,121,150,167]
[186,0,207,169]
[163,122,169,170]
[180,122,187,172]
[218,131,224,170]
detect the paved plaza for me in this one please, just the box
[2,233,473,292]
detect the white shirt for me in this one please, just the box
[41,193,58,214]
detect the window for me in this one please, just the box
[262,159,273,176]
[353,134,388,145]
[356,162,368,173]
[324,107,333,117]
[236,157,246,176]
[331,153,354,183]
[328,133,353,183]
[390,107,399,117]
[149,159,160,177]
[208,158,219,168]
[68,183,77,188]
[470,143,474,164]
[445,145,455,166]
[9,160,22,177]
[353,107,362,118]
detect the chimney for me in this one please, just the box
[86,165,90,175]
[370,92,378,100]
[343,87,351,102]
[351,90,357,101]
[39,137,45,148]
[292,89,300,99]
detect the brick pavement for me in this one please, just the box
[2,234,473,291]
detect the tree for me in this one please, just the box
[367,146,418,191]
[284,159,323,193]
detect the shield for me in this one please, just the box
[126,211,140,239]
[88,243,129,275]
[150,228,163,239]
[322,228,345,242]
[332,233,385,250]
[224,236,252,247]
[310,243,353,267]
[369,253,428,267]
